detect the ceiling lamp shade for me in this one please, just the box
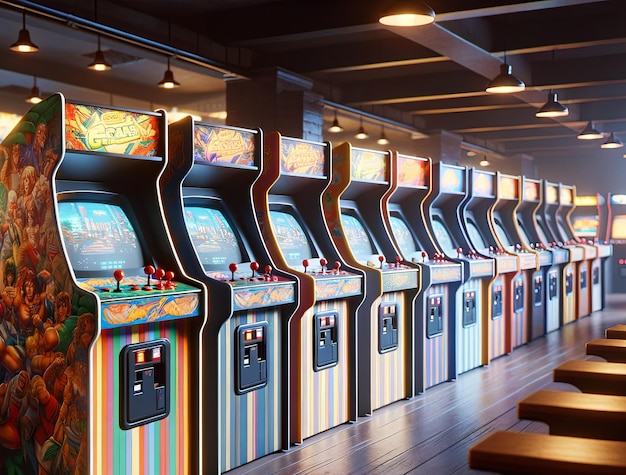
[10,12,38,53]
[535,90,568,118]
[377,126,390,145]
[485,63,525,94]
[479,158,490,167]
[379,1,435,26]
[577,121,603,140]
[87,35,111,71]
[601,132,623,149]
[328,110,343,133]
[355,118,369,139]
[158,58,180,89]
[26,77,42,104]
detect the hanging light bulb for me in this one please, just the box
[328,110,343,133]
[479,157,490,167]
[601,132,623,149]
[486,62,525,93]
[87,35,111,71]
[26,77,42,104]
[10,12,38,53]
[379,1,435,26]
[577,121,603,140]
[355,117,369,139]
[377,126,390,145]
[158,57,180,89]
[536,90,568,118]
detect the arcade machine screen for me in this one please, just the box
[611,215,626,240]
[269,208,316,267]
[340,211,378,258]
[431,217,456,254]
[572,215,599,239]
[493,220,512,247]
[58,199,146,276]
[183,205,244,271]
[516,220,532,247]
[466,220,487,249]
[389,215,420,256]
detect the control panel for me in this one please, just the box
[120,339,170,430]
[235,322,269,394]
[378,302,399,353]
[314,311,339,371]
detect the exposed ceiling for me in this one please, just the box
[2,0,626,165]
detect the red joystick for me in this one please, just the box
[334,261,341,273]
[302,259,309,273]
[264,264,272,275]
[143,265,155,290]
[378,255,385,269]
[421,251,427,263]
[395,256,402,268]
[229,262,238,281]
[319,258,327,274]
[165,270,175,289]
[113,269,124,292]
[457,247,463,257]
[155,267,166,289]
[250,261,259,279]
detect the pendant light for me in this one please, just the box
[479,157,490,167]
[355,117,368,140]
[10,12,38,53]
[377,126,390,145]
[486,63,525,93]
[577,121,603,140]
[328,110,343,133]
[26,77,42,104]
[535,90,568,118]
[601,132,623,149]
[87,35,111,71]
[379,1,435,26]
[158,57,180,88]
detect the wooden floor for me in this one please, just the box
[226,294,626,475]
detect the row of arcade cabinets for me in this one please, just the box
[1,94,611,475]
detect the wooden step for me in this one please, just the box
[468,430,626,474]
[517,389,626,440]
[553,360,626,395]
[606,324,626,339]
[586,338,626,363]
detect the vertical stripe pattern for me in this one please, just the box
[424,285,449,389]
[456,279,484,374]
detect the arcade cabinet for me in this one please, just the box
[323,143,421,410]
[556,184,597,318]
[0,94,205,475]
[160,119,298,472]
[325,146,460,394]
[462,169,520,362]
[492,173,541,346]
[606,192,626,293]
[538,181,582,325]
[252,132,364,444]
[422,162,495,374]
[518,177,565,335]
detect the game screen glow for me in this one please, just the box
[572,215,598,237]
[611,215,626,239]
[269,210,314,266]
[432,218,455,253]
[389,216,418,255]
[184,206,242,269]
[59,202,144,271]
[341,213,376,256]
[466,221,486,249]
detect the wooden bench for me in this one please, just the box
[606,324,626,339]
[517,389,626,440]
[468,431,626,474]
[586,338,626,363]
[553,360,626,395]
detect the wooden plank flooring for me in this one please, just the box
[225,294,626,475]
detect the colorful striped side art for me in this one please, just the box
[424,285,449,389]
[92,321,194,475]
[456,279,483,375]
[219,308,282,473]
